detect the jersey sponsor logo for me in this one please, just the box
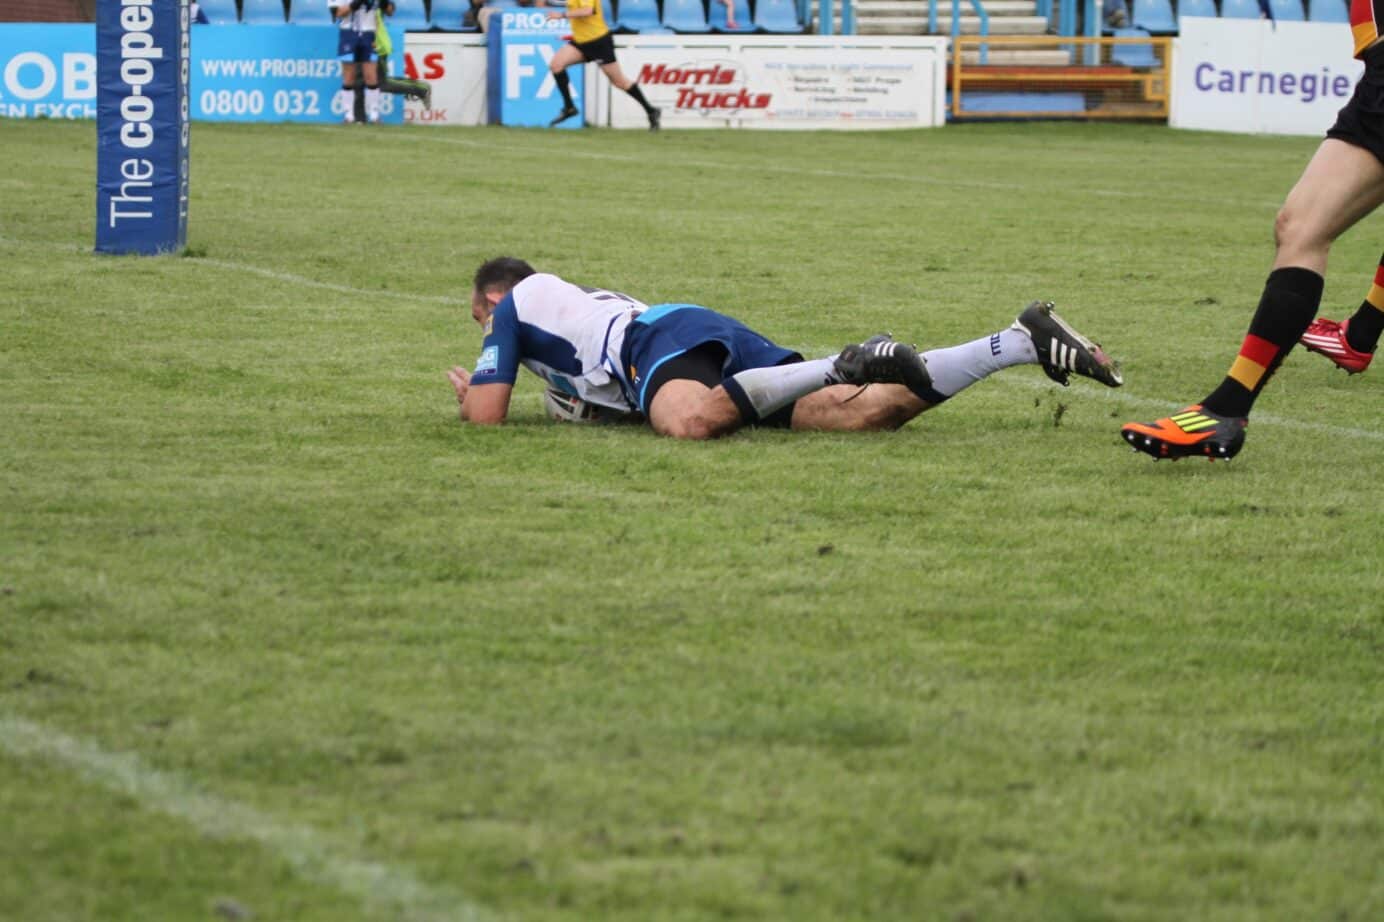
[475,345,499,375]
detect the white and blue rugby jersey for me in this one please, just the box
[470,273,648,412]
[331,0,380,31]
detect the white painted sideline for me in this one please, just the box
[0,714,488,922]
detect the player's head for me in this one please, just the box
[471,257,535,325]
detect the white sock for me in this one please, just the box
[922,328,1037,401]
[366,87,381,119]
[338,88,354,121]
[724,357,840,421]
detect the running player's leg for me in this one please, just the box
[1122,139,1384,459]
[1303,249,1384,372]
[598,58,659,129]
[548,43,583,124]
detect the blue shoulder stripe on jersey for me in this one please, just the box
[517,321,583,376]
[634,303,707,326]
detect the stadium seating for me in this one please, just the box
[243,0,288,22]
[1130,0,1176,32]
[614,0,666,31]
[199,0,239,23]
[753,0,805,31]
[429,0,473,27]
[285,0,331,23]
[1219,0,1263,18]
[1309,0,1349,20]
[1268,0,1306,18]
[390,0,431,28]
[710,0,755,30]
[662,0,712,31]
[1176,0,1217,22]
[1110,27,1158,67]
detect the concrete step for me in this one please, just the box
[931,14,1051,31]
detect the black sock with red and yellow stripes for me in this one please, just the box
[1201,267,1323,418]
[1345,253,1384,353]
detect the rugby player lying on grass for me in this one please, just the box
[446,257,1123,439]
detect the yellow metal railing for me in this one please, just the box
[951,35,1173,121]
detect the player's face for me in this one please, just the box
[470,288,489,328]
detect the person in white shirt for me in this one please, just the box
[332,0,386,123]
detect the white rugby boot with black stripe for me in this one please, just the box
[1011,300,1124,388]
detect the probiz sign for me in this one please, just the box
[0,25,96,119]
[486,11,582,128]
[193,26,404,123]
[95,0,189,255]
[1171,19,1361,136]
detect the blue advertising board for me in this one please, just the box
[95,0,189,255]
[486,10,582,128]
[1,23,404,125]
[193,25,405,123]
[0,25,96,119]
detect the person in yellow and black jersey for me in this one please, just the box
[545,0,661,130]
[1120,11,1384,460]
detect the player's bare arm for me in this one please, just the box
[448,366,512,425]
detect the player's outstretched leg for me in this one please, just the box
[1011,300,1123,387]
[832,335,933,398]
[790,302,1124,431]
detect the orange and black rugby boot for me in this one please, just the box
[1120,405,1247,461]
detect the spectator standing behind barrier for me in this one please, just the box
[332,0,384,123]
[545,0,661,130]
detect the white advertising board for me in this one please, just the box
[593,36,948,129]
[401,34,487,127]
[402,33,947,130]
[1171,18,1361,137]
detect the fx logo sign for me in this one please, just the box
[504,44,579,102]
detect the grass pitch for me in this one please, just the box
[3,117,1383,921]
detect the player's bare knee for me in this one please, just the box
[661,413,721,440]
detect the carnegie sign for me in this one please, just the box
[1171,18,1361,136]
